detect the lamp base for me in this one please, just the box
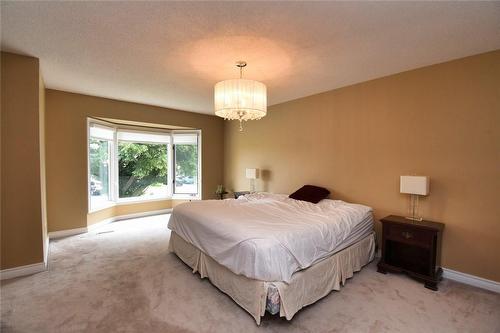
[406,194,423,222]
[405,216,423,222]
[249,179,256,193]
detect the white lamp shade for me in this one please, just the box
[214,79,267,121]
[245,168,258,179]
[400,176,429,195]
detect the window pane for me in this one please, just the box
[89,139,111,209]
[174,144,198,195]
[118,142,169,199]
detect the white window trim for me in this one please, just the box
[115,140,172,204]
[87,118,202,213]
[172,129,202,200]
[87,118,115,213]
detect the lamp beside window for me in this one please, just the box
[246,168,259,192]
[400,176,429,221]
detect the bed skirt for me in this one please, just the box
[168,231,376,325]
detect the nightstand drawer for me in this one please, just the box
[386,224,432,247]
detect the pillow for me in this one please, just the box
[289,185,330,204]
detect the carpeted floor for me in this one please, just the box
[1,214,499,333]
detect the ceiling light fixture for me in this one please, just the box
[214,61,267,132]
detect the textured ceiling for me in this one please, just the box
[1,1,499,114]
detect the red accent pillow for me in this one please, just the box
[289,185,330,204]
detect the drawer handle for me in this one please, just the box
[401,231,413,239]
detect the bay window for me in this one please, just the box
[117,130,171,201]
[89,125,113,210]
[88,120,201,212]
[173,133,199,195]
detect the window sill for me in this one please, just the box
[116,197,172,205]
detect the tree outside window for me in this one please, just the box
[118,142,168,198]
[174,144,198,194]
[89,138,111,206]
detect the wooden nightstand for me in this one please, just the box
[377,215,445,290]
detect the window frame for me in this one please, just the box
[171,130,202,199]
[87,118,201,213]
[87,122,115,212]
[116,132,172,203]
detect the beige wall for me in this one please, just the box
[1,52,46,269]
[224,51,500,281]
[46,90,224,232]
[86,200,194,226]
[87,200,172,226]
[39,70,48,262]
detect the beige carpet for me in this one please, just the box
[1,214,499,333]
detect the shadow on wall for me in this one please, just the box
[260,169,271,192]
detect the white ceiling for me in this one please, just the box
[2,1,499,115]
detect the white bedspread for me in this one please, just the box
[167,193,372,283]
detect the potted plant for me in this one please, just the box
[215,185,228,200]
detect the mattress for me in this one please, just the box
[168,192,373,283]
[169,230,376,323]
[329,212,374,255]
[265,213,373,315]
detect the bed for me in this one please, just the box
[167,192,375,324]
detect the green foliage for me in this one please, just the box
[89,139,110,195]
[89,139,198,198]
[89,139,109,178]
[118,142,168,197]
[175,145,197,178]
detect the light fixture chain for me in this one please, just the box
[236,61,246,79]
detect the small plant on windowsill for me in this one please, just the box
[215,185,228,200]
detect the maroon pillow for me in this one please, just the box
[289,185,330,204]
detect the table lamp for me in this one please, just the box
[246,168,258,192]
[400,176,429,221]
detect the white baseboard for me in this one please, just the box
[44,235,50,265]
[87,218,113,232]
[3,209,171,281]
[104,208,172,224]
[376,249,498,293]
[443,268,500,293]
[0,262,46,281]
[49,208,172,239]
[48,227,88,239]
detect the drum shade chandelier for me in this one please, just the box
[214,61,267,132]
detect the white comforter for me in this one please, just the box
[168,193,372,283]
